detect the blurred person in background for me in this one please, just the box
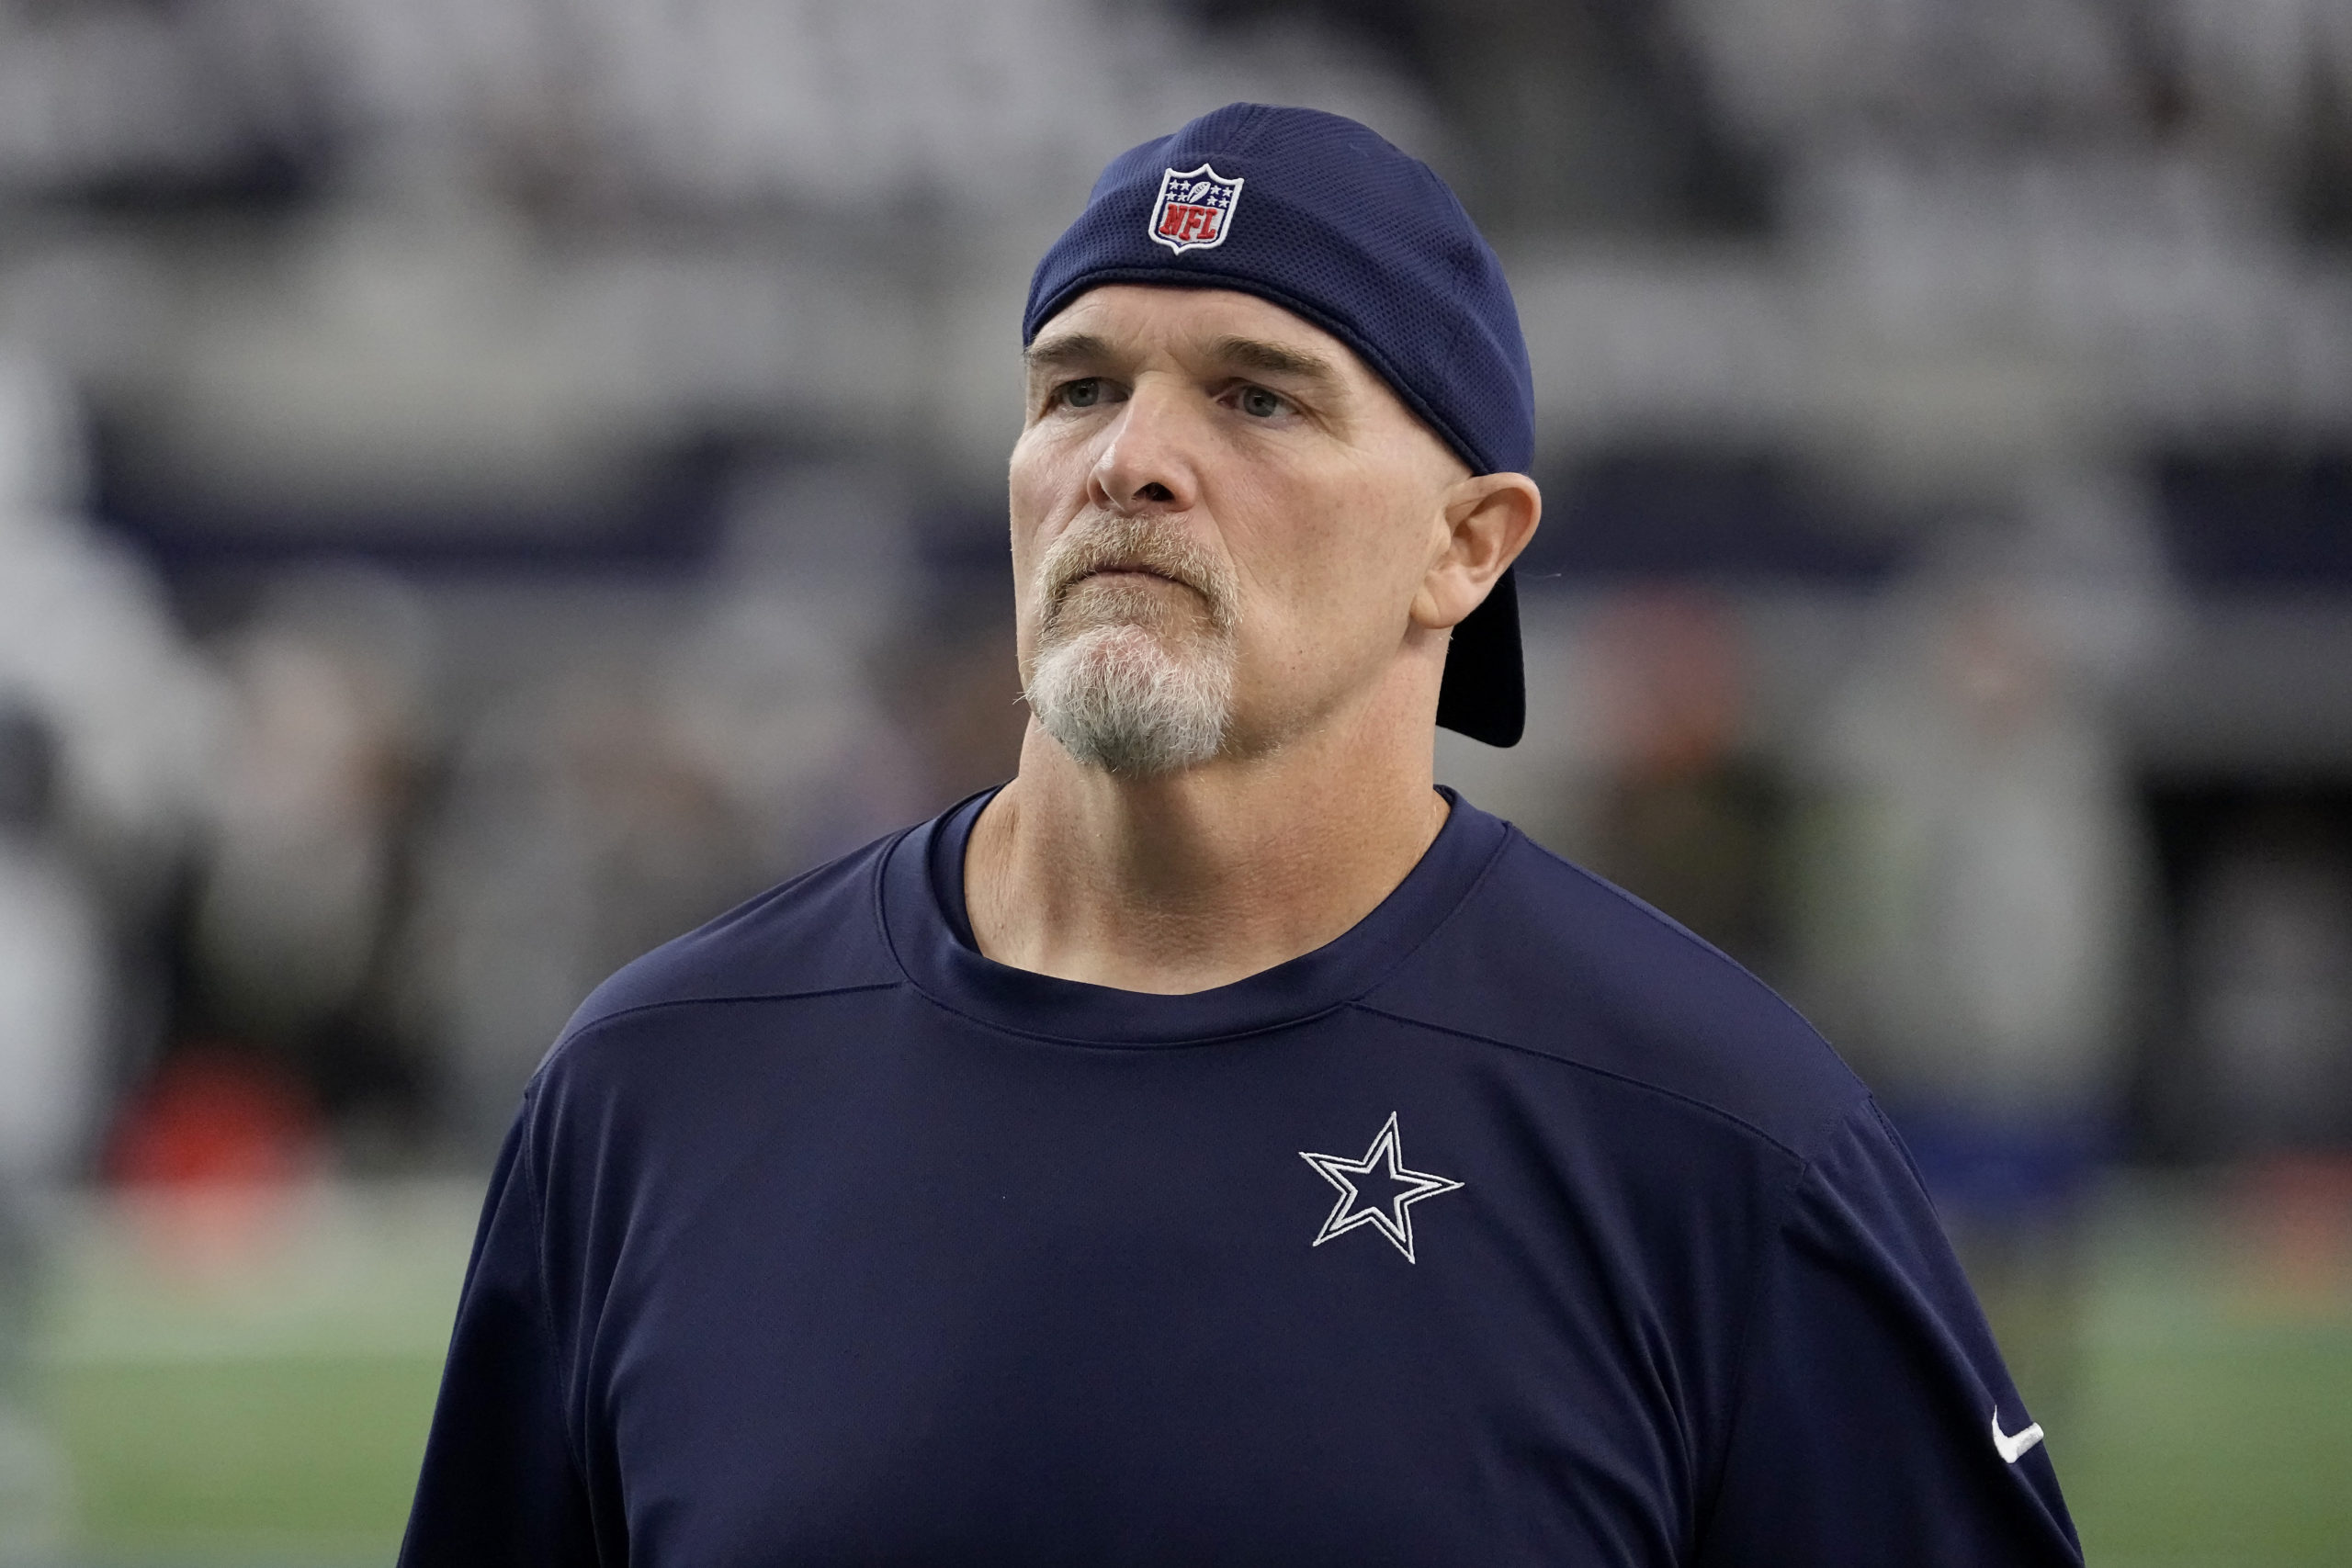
[2181,807,2352,1302]
[1581,588,1786,979]
[0,703,105,1212]
[0,343,195,1553]
[0,351,225,1548]
[2188,814,2352,1154]
[400,467,931,1153]
[675,461,966,866]
[398,670,767,1155]
[0,352,220,1088]
[403,105,2077,1567]
[188,570,434,1156]
[0,703,91,1560]
[1796,535,2149,1413]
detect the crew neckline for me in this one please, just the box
[877,784,1509,1046]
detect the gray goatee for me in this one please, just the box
[1023,515,1239,777]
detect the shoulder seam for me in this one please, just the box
[1501,826,1838,1052]
[540,823,922,1076]
[1689,1109,1839,1551]
[1346,999,1826,1167]
[552,981,904,1060]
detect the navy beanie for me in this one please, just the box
[1024,103,1534,747]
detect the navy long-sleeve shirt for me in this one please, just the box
[401,790,2081,1566]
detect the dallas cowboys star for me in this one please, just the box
[1301,1112,1464,1262]
[401,105,2082,1567]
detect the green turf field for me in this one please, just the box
[22,1176,2352,1565]
[2051,1185,2352,1567]
[34,1182,471,1567]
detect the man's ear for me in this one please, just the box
[1411,473,1542,631]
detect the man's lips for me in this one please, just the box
[1065,564,1190,592]
[1080,563,1176,581]
[1046,566,1207,626]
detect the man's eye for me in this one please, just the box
[1059,378,1105,409]
[1236,385,1287,419]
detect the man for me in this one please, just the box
[401,104,2082,1566]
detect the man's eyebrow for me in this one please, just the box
[1207,335,1343,390]
[1023,333,1116,378]
[1022,329,1346,391]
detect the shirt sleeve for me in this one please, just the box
[399,1089,601,1567]
[1693,1100,2083,1567]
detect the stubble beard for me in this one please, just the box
[1022,514,1240,778]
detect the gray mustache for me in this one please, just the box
[1037,517,1238,635]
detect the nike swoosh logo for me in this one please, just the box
[1992,1411,2044,1464]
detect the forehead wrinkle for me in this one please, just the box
[1025,319,1348,390]
[1023,332,1118,380]
[1204,335,1345,397]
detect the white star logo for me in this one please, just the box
[1299,1112,1465,1263]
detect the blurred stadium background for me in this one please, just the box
[0,0,2349,1562]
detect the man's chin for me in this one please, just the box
[1025,626,1235,777]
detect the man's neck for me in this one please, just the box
[963,713,1450,995]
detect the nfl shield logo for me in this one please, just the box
[1148,164,1245,254]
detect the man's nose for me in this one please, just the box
[1087,386,1200,515]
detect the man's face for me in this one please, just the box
[1010,285,1471,773]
